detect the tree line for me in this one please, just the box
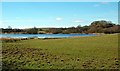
[1,20,120,34]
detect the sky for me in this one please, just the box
[1,2,118,29]
[1,0,119,2]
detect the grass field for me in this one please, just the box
[2,34,119,69]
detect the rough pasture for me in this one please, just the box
[2,34,119,69]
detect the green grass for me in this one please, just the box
[2,34,119,69]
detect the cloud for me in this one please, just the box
[74,19,84,23]
[100,2,109,4]
[94,18,109,21]
[73,14,77,16]
[15,17,21,20]
[56,17,62,21]
[94,2,109,7]
[94,4,100,7]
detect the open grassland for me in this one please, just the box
[2,34,119,69]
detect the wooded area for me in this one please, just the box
[1,20,120,34]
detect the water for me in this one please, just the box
[0,34,96,38]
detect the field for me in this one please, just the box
[1,34,119,69]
